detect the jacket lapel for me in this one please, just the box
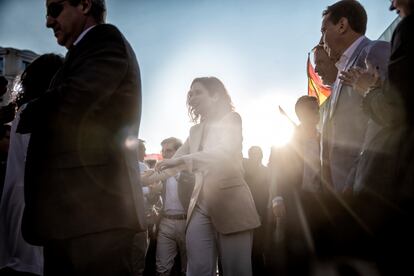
[189,122,204,153]
[329,37,371,119]
[185,122,205,226]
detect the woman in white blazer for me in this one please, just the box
[157,77,260,276]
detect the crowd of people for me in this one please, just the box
[0,0,413,275]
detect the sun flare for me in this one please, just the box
[239,94,297,163]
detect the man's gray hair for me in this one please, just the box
[69,0,106,23]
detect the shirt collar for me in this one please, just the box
[335,35,365,71]
[73,25,97,46]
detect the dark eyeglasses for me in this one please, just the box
[46,0,68,19]
[388,0,395,10]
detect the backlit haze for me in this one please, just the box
[0,0,396,163]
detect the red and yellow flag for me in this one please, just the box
[307,55,331,106]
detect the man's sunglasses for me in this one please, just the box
[46,0,68,19]
[389,0,396,11]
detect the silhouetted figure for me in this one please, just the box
[16,0,147,275]
[0,77,16,125]
[336,1,414,275]
[0,53,64,276]
[243,146,269,276]
[0,125,10,201]
[312,44,337,190]
[0,77,7,99]
[267,96,321,276]
[313,44,338,87]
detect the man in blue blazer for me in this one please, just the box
[320,0,389,193]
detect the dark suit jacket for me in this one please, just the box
[359,14,414,198]
[243,160,269,222]
[388,14,414,121]
[267,127,311,247]
[359,14,414,270]
[19,24,146,245]
[266,128,373,269]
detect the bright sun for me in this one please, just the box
[238,93,297,163]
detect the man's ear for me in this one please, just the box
[337,17,349,34]
[80,0,92,15]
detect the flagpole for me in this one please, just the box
[278,105,298,127]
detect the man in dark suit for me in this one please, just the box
[345,1,414,275]
[17,0,147,275]
[267,96,321,276]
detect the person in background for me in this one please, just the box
[267,96,321,276]
[145,159,157,169]
[0,77,7,99]
[138,139,150,172]
[0,125,10,201]
[154,137,194,276]
[0,53,64,276]
[312,44,338,190]
[270,96,322,204]
[243,146,269,276]
[0,77,16,125]
[313,44,338,87]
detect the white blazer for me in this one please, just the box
[174,111,260,234]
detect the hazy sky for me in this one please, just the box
[0,0,397,161]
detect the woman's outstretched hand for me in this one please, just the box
[155,158,183,171]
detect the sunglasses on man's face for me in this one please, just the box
[46,0,68,19]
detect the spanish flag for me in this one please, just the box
[307,54,331,106]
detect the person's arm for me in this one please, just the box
[155,137,190,172]
[362,81,405,127]
[172,112,243,173]
[157,112,243,175]
[141,168,179,185]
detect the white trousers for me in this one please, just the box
[186,206,253,276]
